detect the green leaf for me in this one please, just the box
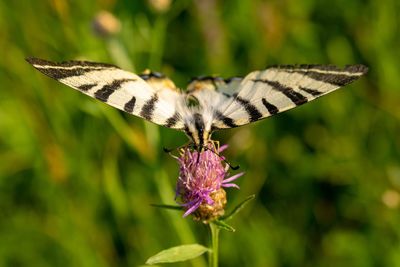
[150,204,183,211]
[213,220,236,232]
[222,194,255,221]
[145,244,209,265]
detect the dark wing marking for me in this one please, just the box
[123,96,136,113]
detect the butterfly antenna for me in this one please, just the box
[163,147,174,153]
[227,161,240,170]
[203,146,240,170]
[163,142,194,155]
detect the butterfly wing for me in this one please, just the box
[26,57,185,129]
[201,64,368,129]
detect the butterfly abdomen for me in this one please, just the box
[183,112,213,148]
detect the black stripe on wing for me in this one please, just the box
[214,110,239,128]
[26,57,118,80]
[123,96,137,113]
[78,84,97,92]
[262,98,279,115]
[269,64,368,73]
[299,87,323,96]
[26,57,117,68]
[164,112,180,128]
[140,94,159,120]
[296,71,361,86]
[269,64,369,86]
[253,80,308,106]
[94,79,136,102]
[232,93,263,122]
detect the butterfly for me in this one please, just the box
[26,57,368,148]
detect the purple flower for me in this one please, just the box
[175,143,243,222]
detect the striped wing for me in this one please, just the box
[26,58,185,129]
[209,64,368,129]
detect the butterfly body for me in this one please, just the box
[26,57,368,148]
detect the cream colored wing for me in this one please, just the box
[187,65,368,130]
[27,57,185,129]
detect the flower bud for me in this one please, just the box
[92,11,121,38]
[148,0,172,13]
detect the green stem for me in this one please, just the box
[209,223,220,267]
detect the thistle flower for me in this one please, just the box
[175,143,243,222]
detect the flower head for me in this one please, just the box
[175,142,243,222]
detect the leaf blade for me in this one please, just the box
[222,194,255,221]
[145,244,209,265]
[213,220,236,232]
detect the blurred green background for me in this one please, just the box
[1,0,399,266]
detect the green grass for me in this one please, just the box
[0,0,399,266]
